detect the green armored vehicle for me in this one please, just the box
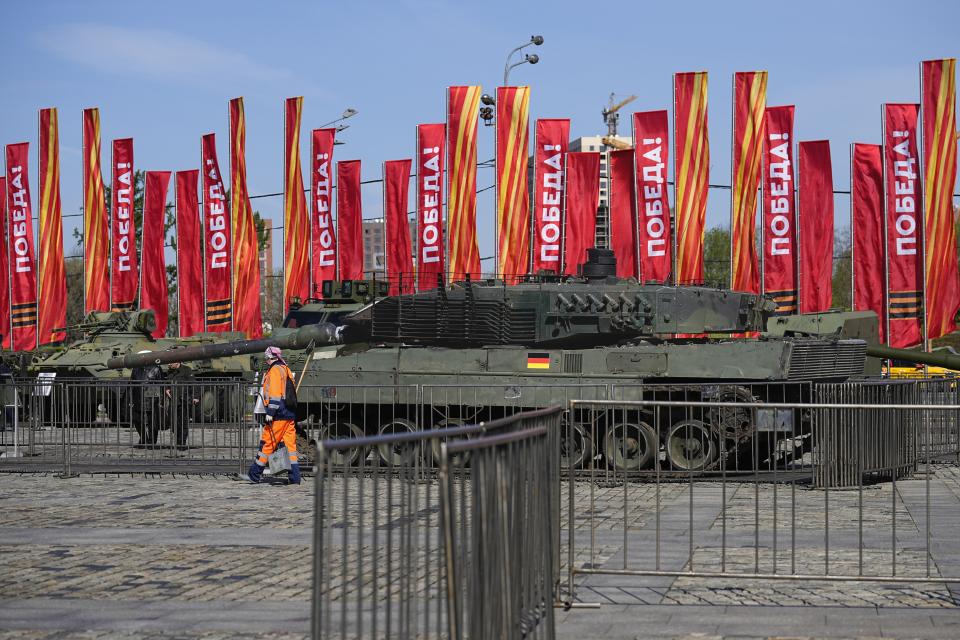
[107,251,960,472]
[263,250,875,471]
[30,310,252,380]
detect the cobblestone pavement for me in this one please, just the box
[2,470,960,639]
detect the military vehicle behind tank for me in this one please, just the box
[236,250,869,471]
[24,309,261,426]
[30,310,253,380]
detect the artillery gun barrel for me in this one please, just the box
[865,344,960,371]
[105,323,342,370]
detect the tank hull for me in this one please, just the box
[288,337,864,471]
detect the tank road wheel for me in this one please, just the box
[315,422,365,467]
[377,418,421,467]
[604,422,657,471]
[430,419,472,467]
[560,419,593,469]
[666,420,718,471]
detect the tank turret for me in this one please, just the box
[356,250,776,348]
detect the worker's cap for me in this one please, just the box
[264,346,283,361]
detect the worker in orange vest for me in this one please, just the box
[245,347,301,484]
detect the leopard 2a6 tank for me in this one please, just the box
[279,249,870,471]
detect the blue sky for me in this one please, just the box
[2,0,958,270]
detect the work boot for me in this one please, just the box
[246,462,265,484]
[288,462,302,485]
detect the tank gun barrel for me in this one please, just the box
[866,344,960,371]
[105,323,342,370]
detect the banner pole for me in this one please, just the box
[5,148,12,345]
[36,110,41,347]
[759,112,766,296]
[494,87,500,280]
[138,174,145,308]
[445,90,451,284]
[228,102,235,333]
[109,140,114,312]
[560,152,568,275]
[631,117,641,281]
[795,141,802,312]
[529,122,536,275]
[849,143,855,310]
[309,128,315,298]
[382,161,388,287]
[201,140,207,333]
[81,110,86,316]
[282,101,287,316]
[671,74,678,285]
[881,105,891,346]
[175,175,181,337]
[415,126,420,292]
[730,74,736,289]
[917,63,930,351]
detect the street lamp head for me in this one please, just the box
[480,93,496,106]
[525,53,539,65]
[531,35,544,46]
[342,108,358,119]
[335,124,350,132]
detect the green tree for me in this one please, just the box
[703,227,731,288]
[832,228,852,311]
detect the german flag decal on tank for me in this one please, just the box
[527,352,550,369]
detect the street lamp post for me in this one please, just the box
[319,108,358,145]
[503,35,544,86]
[320,107,358,129]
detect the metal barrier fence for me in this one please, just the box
[564,391,960,603]
[311,406,562,640]
[0,379,599,476]
[915,377,960,461]
[0,379,253,474]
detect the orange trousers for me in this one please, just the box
[255,419,298,467]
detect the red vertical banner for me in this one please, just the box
[83,108,109,314]
[496,86,530,281]
[883,104,924,347]
[38,108,67,344]
[761,105,798,314]
[416,123,446,290]
[311,127,337,295]
[447,86,482,282]
[6,143,38,351]
[0,177,9,348]
[532,118,569,275]
[632,111,672,283]
[201,133,232,332]
[730,71,767,293]
[674,72,710,285]
[384,159,414,294]
[608,149,637,278]
[563,152,601,275]
[284,97,309,309]
[798,140,834,313]
[140,171,171,338]
[110,138,136,310]
[176,170,204,338]
[230,98,263,339]
[337,160,363,280]
[851,143,886,343]
[922,59,960,340]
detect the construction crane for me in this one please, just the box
[601,136,632,151]
[602,93,637,137]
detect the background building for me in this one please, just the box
[569,135,632,249]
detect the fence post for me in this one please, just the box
[438,441,461,640]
